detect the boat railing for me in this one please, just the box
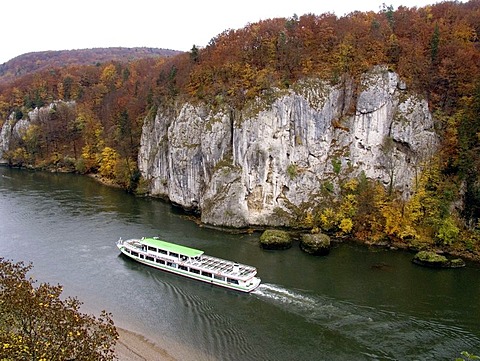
[198,255,257,278]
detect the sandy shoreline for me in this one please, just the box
[115,328,177,361]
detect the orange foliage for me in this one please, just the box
[0,1,479,193]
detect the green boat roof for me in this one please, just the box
[142,237,204,258]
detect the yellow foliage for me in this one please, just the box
[335,35,355,73]
[320,208,337,231]
[339,218,353,234]
[342,178,358,193]
[11,87,24,108]
[0,95,9,119]
[406,161,442,225]
[81,144,98,172]
[10,147,28,164]
[98,147,118,179]
[303,212,315,228]
[453,22,478,44]
[100,64,119,88]
[381,201,403,237]
[340,193,357,218]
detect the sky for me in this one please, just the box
[1,0,447,64]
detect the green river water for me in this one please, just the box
[0,167,479,360]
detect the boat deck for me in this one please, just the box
[190,255,257,278]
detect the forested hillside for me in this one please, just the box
[1,1,480,259]
[0,47,182,84]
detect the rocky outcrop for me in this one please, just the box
[259,230,292,250]
[300,233,331,256]
[139,66,438,227]
[0,101,75,164]
[0,114,31,163]
[412,251,466,268]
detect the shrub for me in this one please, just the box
[436,216,459,245]
[0,258,118,360]
[259,229,292,250]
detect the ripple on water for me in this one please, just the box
[253,283,480,360]
[147,272,267,361]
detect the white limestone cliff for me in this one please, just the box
[138,66,439,227]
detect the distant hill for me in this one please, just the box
[0,47,183,84]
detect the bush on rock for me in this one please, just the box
[412,250,465,268]
[259,230,292,250]
[300,233,331,256]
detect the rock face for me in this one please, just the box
[139,66,438,227]
[0,102,75,164]
[0,114,31,164]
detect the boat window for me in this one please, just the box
[140,255,144,259]
[214,275,225,281]
[131,251,138,257]
[146,256,154,262]
[147,246,157,252]
[190,268,200,274]
[201,271,212,278]
[169,252,179,258]
[227,278,239,285]
[159,249,167,255]
[156,259,165,264]
[179,265,188,271]
[167,262,176,268]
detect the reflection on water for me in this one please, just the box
[1,167,479,361]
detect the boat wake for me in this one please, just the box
[150,274,267,361]
[253,283,373,326]
[253,283,480,360]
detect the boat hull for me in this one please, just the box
[117,240,261,293]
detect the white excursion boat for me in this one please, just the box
[117,237,261,292]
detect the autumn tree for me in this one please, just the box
[351,173,386,242]
[458,79,480,226]
[98,146,118,179]
[0,258,118,360]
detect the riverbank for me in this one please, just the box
[115,328,177,361]
[114,326,214,361]
[89,171,480,265]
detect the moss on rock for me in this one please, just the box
[259,229,292,250]
[449,258,466,268]
[300,233,331,256]
[412,251,465,268]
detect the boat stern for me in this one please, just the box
[245,276,261,292]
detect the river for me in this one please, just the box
[0,167,479,360]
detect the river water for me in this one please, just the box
[0,167,479,360]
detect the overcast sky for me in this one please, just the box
[1,0,448,64]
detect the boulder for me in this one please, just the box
[412,251,465,268]
[259,230,292,250]
[300,233,331,256]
